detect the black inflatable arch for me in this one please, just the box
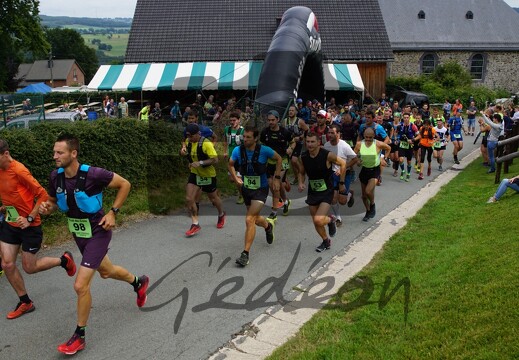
[255,6,324,112]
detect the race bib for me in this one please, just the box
[5,206,19,223]
[282,158,290,170]
[453,134,461,139]
[309,179,327,192]
[434,141,442,148]
[67,218,92,238]
[244,175,260,190]
[196,175,212,186]
[399,141,410,149]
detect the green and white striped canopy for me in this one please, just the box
[87,62,364,92]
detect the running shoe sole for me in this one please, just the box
[265,218,276,244]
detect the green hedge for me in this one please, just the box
[0,118,185,189]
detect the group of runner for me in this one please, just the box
[0,135,149,355]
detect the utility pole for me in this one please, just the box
[48,50,54,88]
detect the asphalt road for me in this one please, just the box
[0,138,481,359]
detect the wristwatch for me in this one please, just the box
[111,207,120,215]
[199,160,204,166]
[27,215,34,223]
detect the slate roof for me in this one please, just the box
[378,0,519,50]
[126,0,393,63]
[16,60,80,81]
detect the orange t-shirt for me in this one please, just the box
[0,160,48,227]
[419,127,436,147]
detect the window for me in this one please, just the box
[466,11,473,20]
[470,54,485,80]
[73,69,78,81]
[418,10,425,20]
[420,53,437,75]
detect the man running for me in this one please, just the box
[354,128,391,221]
[298,132,347,252]
[396,113,419,182]
[223,111,245,204]
[38,134,149,355]
[0,138,76,320]
[323,124,358,227]
[283,105,309,185]
[180,123,226,236]
[260,110,293,219]
[229,126,282,267]
[448,111,464,164]
[433,119,449,171]
[414,119,436,180]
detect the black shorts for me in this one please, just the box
[433,145,446,151]
[390,143,399,153]
[188,173,217,193]
[267,159,289,178]
[292,142,303,158]
[241,186,269,206]
[413,142,420,151]
[482,137,488,147]
[0,222,43,254]
[359,166,381,184]
[306,189,334,206]
[399,147,414,161]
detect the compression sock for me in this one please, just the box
[19,294,31,304]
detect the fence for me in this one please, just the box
[495,120,519,183]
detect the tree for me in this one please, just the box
[44,28,99,83]
[0,0,49,91]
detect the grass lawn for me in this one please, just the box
[82,33,129,58]
[268,159,519,360]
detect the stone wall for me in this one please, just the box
[388,51,518,93]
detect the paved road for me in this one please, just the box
[0,139,481,359]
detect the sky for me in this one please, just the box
[38,0,519,18]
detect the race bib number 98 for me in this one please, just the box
[67,218,92,238]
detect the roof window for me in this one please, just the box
[418,10,425,20]
[466,11,473,20]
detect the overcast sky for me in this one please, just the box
[39,0,519,18]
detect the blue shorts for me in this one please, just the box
[467,118,476,128]
[451,133,463,142]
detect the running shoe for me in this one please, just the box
[347,190,355,208]
[185,224,201,237]
[7,301,35,320]
[275,200,284,209]
[416,167,420,174]
[136,275,149,308]
[62,251,76,277]
[328,215,337,237]
[267,212,277,220]
[438,165,443,171]
[362,211,370,222]
[217,212,226,229]
[236,195,244,205]
[427,168,431,176]
[406,173,410,182]
[315,239,331,252]
[487,196,497,203]
[454,157,460,165]
[282,199,291,216]
[393,170,398,177]
[57,333,85,355]
[418,173,424,180]
[265,218,275,244]
[235,251,249,267]
[335,218,343,227]
[400,171,405,180]
[369,203,376,219]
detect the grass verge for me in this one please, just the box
[267,159,519,360]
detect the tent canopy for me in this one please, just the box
[17,82,52,94]
[87,62,364,92]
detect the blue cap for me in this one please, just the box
[185,123,200,135]
[296,98,303,104]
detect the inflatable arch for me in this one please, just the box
[255,6,324,113]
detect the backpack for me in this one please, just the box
[56,164,103,214]
[239,144,266,176]
[186,137,210,167]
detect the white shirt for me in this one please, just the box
[324,139,356,172]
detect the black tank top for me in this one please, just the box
[301,148,334,193]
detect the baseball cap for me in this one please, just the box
[317,110,327,117]
[267,110,280,118]
[296,98,303,104]
[185,123,200,135]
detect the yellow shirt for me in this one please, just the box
[185,138,218,178]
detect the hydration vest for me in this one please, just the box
[187,137,210,167]
[239,144,267,176]
[226,126,243,147]
[56,164,103,214]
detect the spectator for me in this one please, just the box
[118,97,129,117]
[487,175,519,203]
[170,100,181,124]
[75,104,87,120]
[150,102,162,121]
[481,112,504,173]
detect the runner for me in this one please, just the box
[433,119,449,171]
[0,138,76,320]
[283,105,309,186]
[223,111,245,204]
[412,113,424,172]
[390,113,402,177]
[38,134,149,355]
[260,110,294,219]
[228,126,282,267]
[311,110,331,146]
[323,124,358,227]
[414,119,436,180]
[396,113,419,182]
[448,111,464,164]
[354,128,391,221]
[298,132,347,252]
[180,123,226,236]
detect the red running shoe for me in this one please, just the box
[136,275,149,308]
[418,173,424,180]
[62,251,76,277]
[57,333,85,355]
[185,224,201,237]
[217,212,226,229]
[7,301,35,320]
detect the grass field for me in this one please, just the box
[267,159,519,360]
[82,33,129,58]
